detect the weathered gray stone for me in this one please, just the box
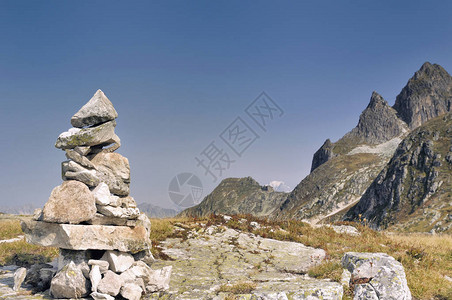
[101,250,134,273]
[24,263,55,292]
[50,261,91,298]
[65,149,96,169]
[22,220,151,252]
[42,180,96,224]
[90,152,130,196]
[57,249,90,278]
[71,89,118,128]
[90,265,102,293]
[62,160,100,187]
[86,213,140,226]
[342,252,411,300]
[353,283,378,300]
[13,267,26,291]
[120,282,143,300]
[91,291,115,300]
[97,270,123,296]
[88,259,110,274]
[97,205,140,219]
[55,120,119,150]
[92,182,120,206]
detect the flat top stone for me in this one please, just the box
[71,90,118,128]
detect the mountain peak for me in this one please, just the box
[346,92,407,145]
[368,91,386,107]
[393,63,452,129]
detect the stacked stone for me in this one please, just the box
[21,90,171,300]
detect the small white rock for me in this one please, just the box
[101,250,134,273]
[13,267,27,291]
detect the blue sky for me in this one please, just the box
[0,1,451,210]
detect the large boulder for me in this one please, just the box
[342,252,411,300]
[90,152,130,196]
[55,120,118,150]
[71,89,118,128]
[42,180,96,224]
[21,220,151,252]
[50,261,91,298]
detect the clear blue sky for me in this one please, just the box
[1,1,451,210]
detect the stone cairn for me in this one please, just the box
[21,90,171,300]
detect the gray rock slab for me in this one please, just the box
[21,220,151,252]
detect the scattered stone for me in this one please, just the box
[101,250,134,273]
[342,252,411,300]
[22,220,150,252]
[42,180,97,224]
[146,266,172,292]
[120,282,143,300]
[340,269,351,286]
[90,265,102,293]
[97,270,123,296]
[50,261,91,298]
[13,267,26,291]
[71,89,118,128]
[25,263,55,292]
[90,152,130,196]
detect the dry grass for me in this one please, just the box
[149,215,452,300]
[218,282,257,294]
[0,219,23,240]
[0,217,58,266]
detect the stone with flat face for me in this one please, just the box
[21,220,150,252]
[55,120,118,150]
[42,180,96,224]
[71,89,118,128]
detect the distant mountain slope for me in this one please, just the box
[179,177,288,217]
[274,91,408,223]
[138,203,180,218]
[344,112,452,233]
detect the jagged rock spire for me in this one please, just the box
[393,62,452,129]
[348,91,407,144]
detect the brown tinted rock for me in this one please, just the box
[42,180,96,224]
[90,152,130,196]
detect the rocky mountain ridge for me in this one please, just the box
[180,62,452,232]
